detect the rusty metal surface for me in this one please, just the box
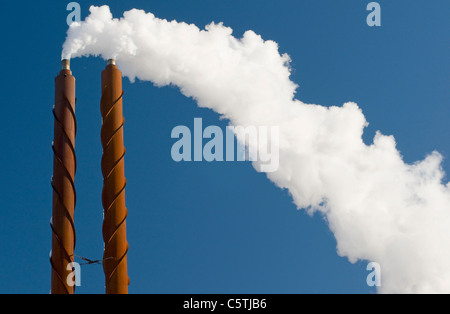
[50,62,77,294]
[100,60,130,294]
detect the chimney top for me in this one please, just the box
[107,59,116,65]
[61,59,70,70]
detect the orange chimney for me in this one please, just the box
[50,59,77,294]
[100,59,130,294]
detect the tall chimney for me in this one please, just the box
[100,59,130,294]
[50,59,77,294]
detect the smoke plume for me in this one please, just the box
[62,6,450,293]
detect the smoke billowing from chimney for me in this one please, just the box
[62,6,450,293]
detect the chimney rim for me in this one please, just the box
[61,59,70,70]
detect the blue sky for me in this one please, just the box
[0,0,448,294]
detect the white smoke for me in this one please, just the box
[62,6,450,293]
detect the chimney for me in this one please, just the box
[50,60,77,294]
[100,59,130,294]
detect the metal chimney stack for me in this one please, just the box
[50,59,77,294]
[100,59,130,294]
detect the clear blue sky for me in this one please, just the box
[0,0,448,294]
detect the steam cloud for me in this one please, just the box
[63,6,450,293]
